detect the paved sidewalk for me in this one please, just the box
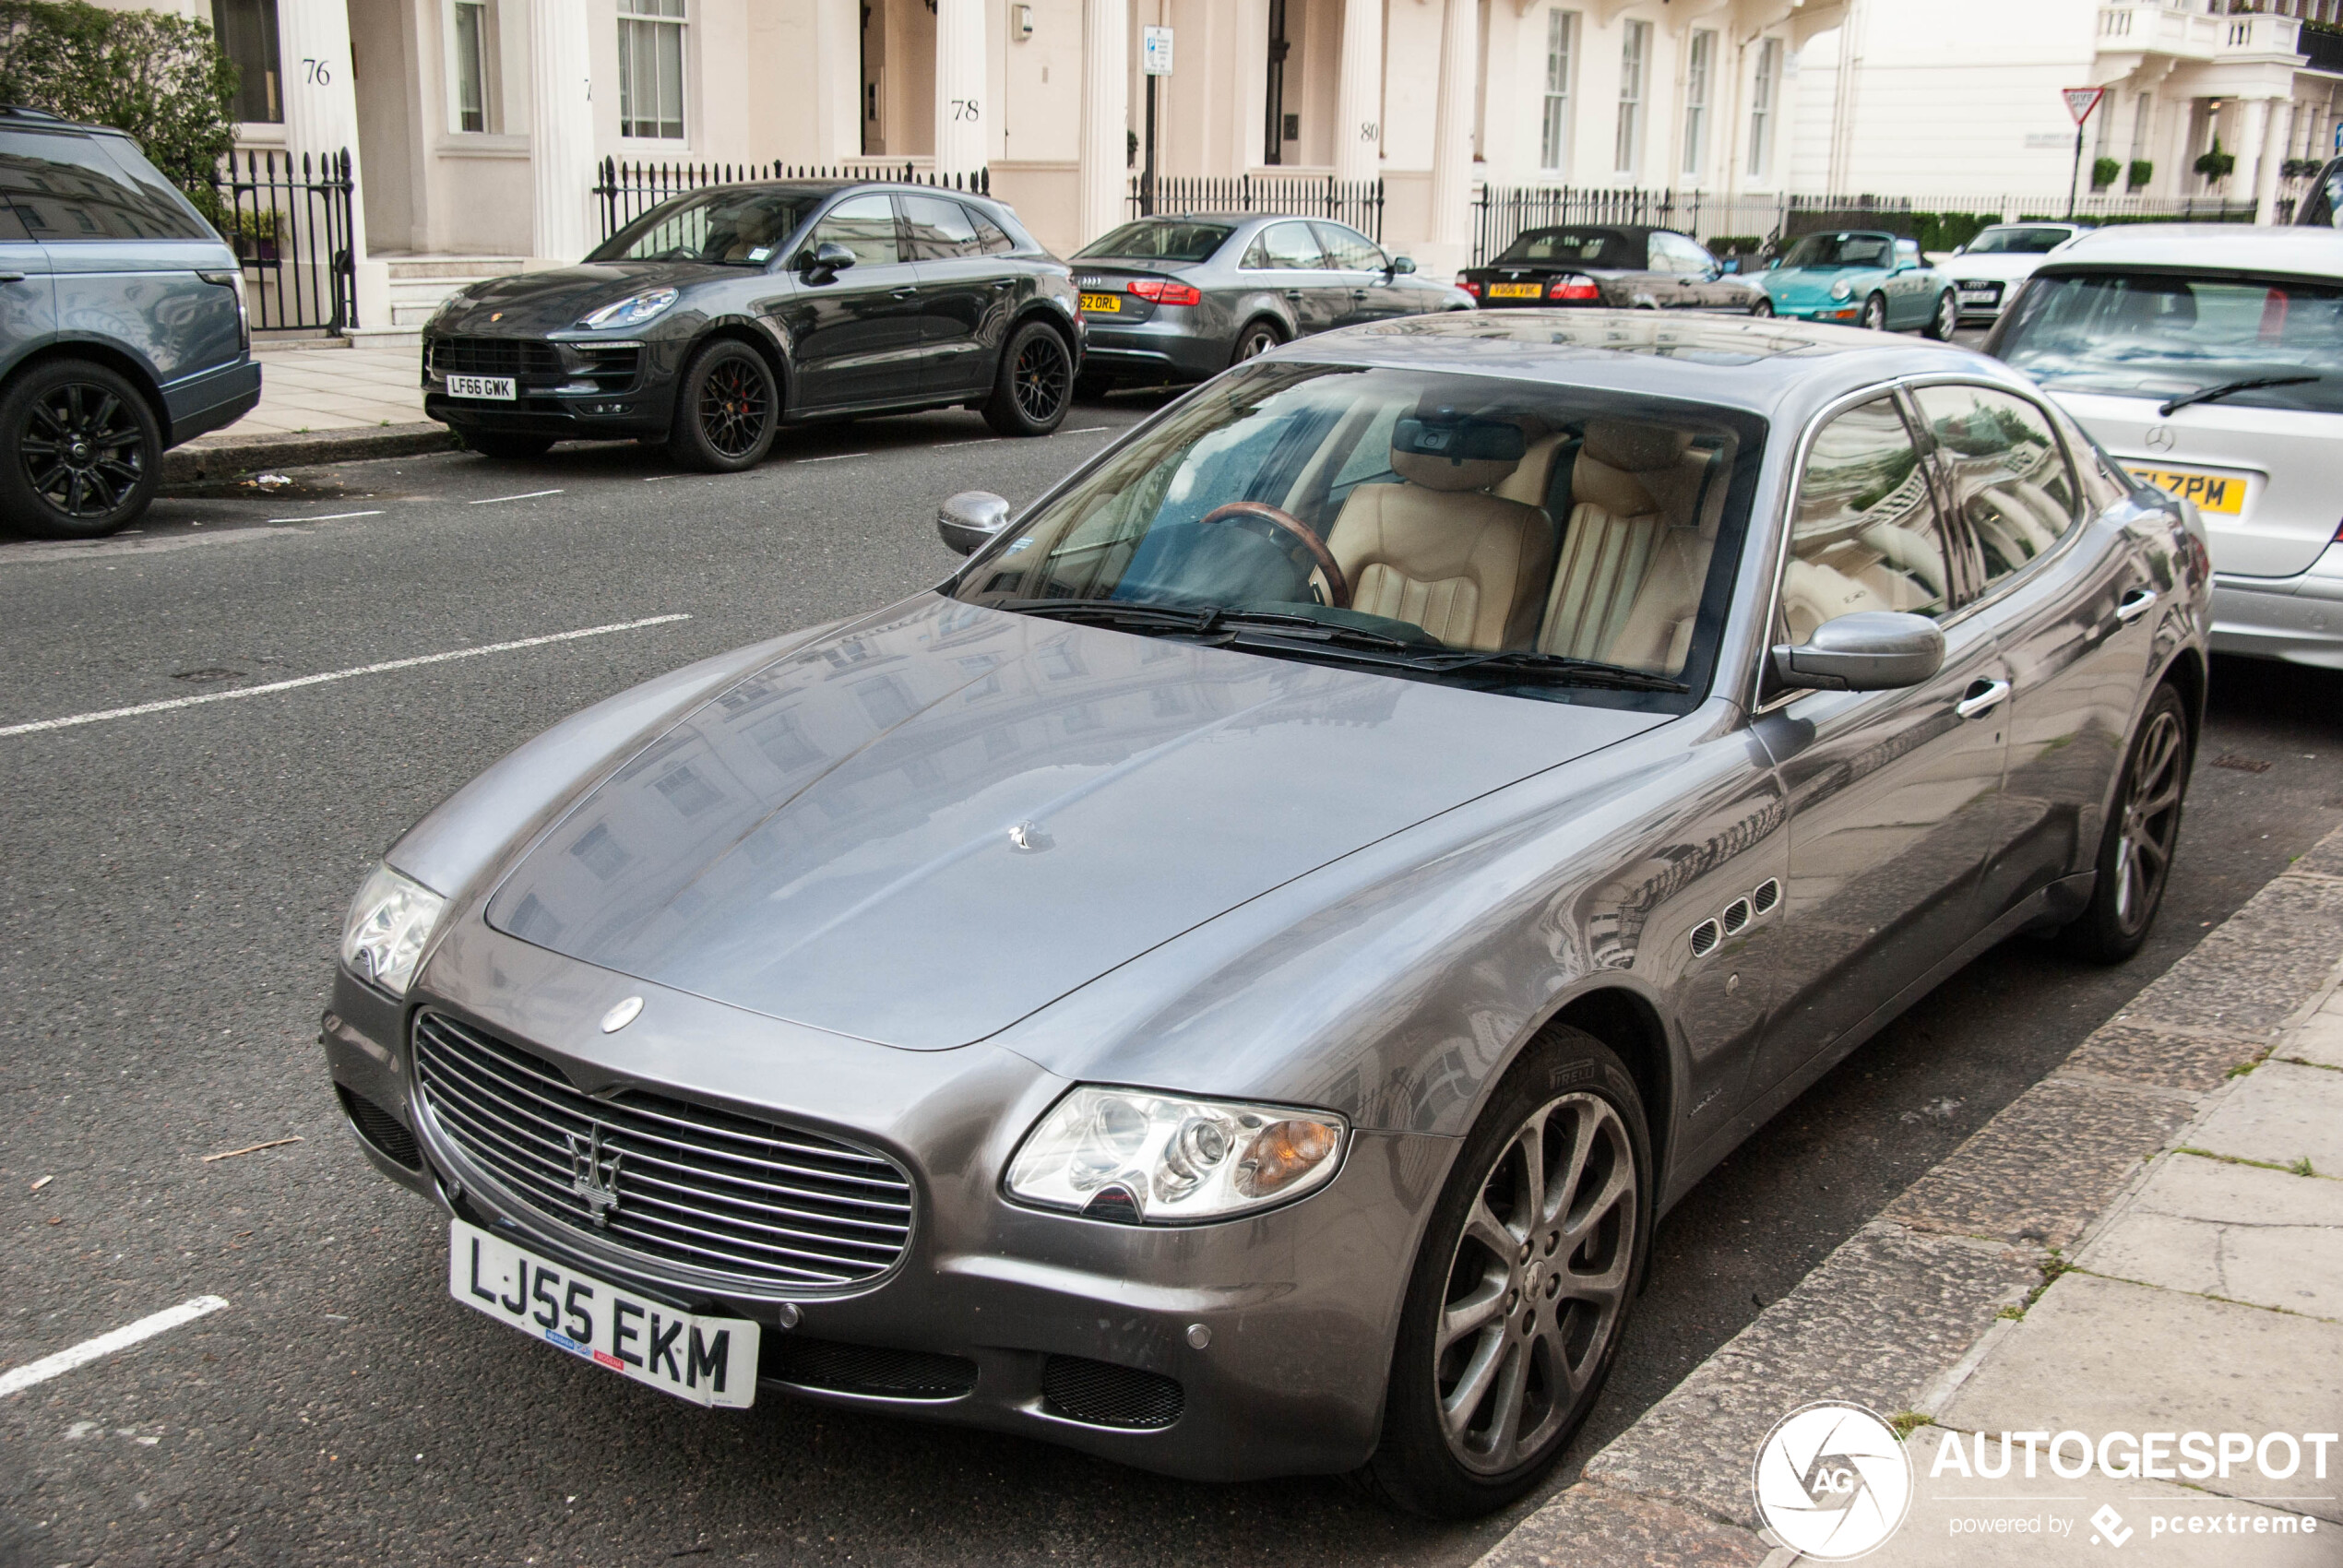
[1481,826,2343,1568]
[168,340,446,482]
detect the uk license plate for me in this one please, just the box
[446,373,517,400]
[1488,283,1542,299]
[447,1218,759,1408]
[2125,463,2250,516]
[1957,286,1997,302]
[1079,292,1121,313]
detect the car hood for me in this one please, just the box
[482,595,1664,1051]
[1944,253,2047,282]
[1762,267,1876,303]
[431,261,728,333]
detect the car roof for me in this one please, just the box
[0,103,101,135]
[2046,223,2343,277]
[1266,309,2025,423]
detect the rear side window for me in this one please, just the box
[899,194,980,260]
[810,193,900,267]
[1782,397,1956,640]
[968,206,1015,255]
[1311,222,1385,271]
[1912,385,2081,589]
[0,129,213,242]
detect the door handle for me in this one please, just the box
[991,279,1013,290]
[890,287,918,299]
[1351,290,1368,300]
[1954,678,2012,719]
[2115,587,2158,624]
[0,271,23,283]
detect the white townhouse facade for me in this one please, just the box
[1786,0,2343,221]
[101,0,1838,328]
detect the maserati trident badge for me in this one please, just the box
[601,995,644,1032]
[567,1124,624,1228]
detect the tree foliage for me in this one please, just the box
[0,1,238,196]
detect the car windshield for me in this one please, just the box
[1966,226,2072,255]
[588,188,818,266]
[1075,220,1234,263]
[1780,232,1893,270]
[1495,228,1637,267]
[1995,270,2343,415]
[951,364,1765,710]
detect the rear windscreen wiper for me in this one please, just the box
[2157,374,2319,418]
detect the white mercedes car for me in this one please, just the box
[1945,221,2087,324]
[1988,225,2343,666]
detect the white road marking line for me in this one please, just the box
[794,452,869,463]
[0,614,692,739]
[468,488,565,505]
[0,1296,227,1397]
[1060,426,1112,434]
[266,509,384,524]
[936,437,998,449]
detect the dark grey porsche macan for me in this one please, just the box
[327,311,2209,1517]
[421,180,1082,467]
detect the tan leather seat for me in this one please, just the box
[1325,422,1554,651]
[1539,420,1719,673]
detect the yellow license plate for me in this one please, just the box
[1080,292,1122,313]
[1488,283,1542,299]
[2126,465,2250,516]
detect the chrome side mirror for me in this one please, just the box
[1770,612,1945,692]
[937,490,1012,555]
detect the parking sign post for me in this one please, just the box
[2064,87,2106,220]
[1141,27,1173,213]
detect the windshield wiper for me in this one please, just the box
[1398,647,1690,693]
[994,597,1222,633]
[2157,374,2320,418]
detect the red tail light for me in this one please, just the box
[1548,275,1600,302]
[1128,278,1203,306]
[1458,279,1481,298]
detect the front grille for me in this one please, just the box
[411,1013,914,1291]
[762,1336,977,1400]
[339,1085,420,1169]
[1041,1355,1183,1430]
[431,337,564,379]
[572,344,641,391]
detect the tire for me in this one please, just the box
[1229,318,1284,367]
[0,359,161,540]
[1859,293,1889,332]
[666,339,780,471]
[1923,290,1958,341]
[2059,682,2192,964]
[1361,1027,1652,1519]
[981,319,1074,438]
[1749,297,1775,318]
[463,432,554,460]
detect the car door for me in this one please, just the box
[787,192,923,410]
[1888,238,1930,328]
[901,193,1007,398]
[1748,392,2011,1090]
[0,154,56,350]
[1247,220,1342,336]
[1310,221,1398,327]
[1909,380,2159,929]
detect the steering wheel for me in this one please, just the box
[1197,501,1350,609]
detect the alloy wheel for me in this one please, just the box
[2114,707,2185,932]
[696,358,772,459]
[1433,1091,1636,1476]
[1236,326,1279,361]
[1750,298,1775,318]
[1934,291,1957,339]
[1861,295,1887,331]
[1011,331,1070,423]
[20,381,145,520]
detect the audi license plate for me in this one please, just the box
[447,1218,759,1408]
[2125,463,2250,517]
[1079,292,1122,313]
[1488,283,1542,299]
[445,374,517,400]
[1957,286,1998,303]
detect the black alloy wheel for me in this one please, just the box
[1860,293,1889,332]
[1362,1028,1650,1518]
[1924,290,1959,340]
[667,339,779,472]
[981,320,1073,438]
[1230,319,1283,366]
[2061,682,2192,963]
[0,359,161,540]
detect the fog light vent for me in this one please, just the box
[338,1085,421,1170]
[1041,1354,1184,1430]
[762,1336,977,1401]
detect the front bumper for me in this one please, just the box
[2209,543,2343,668]
[422,331,682,442]
[318,920,1433,1481]
[1771,301,1862,324]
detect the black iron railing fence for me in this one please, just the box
[592,158,991,239]
[1131,174,1384,243]
[185,148,357,333]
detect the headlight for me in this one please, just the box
[1005,1086,1346,1223]
[581,288,679,330]
[339,864,446,996]
[1829,279,1854,301]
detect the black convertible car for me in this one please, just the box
[1458,225,1769,316]
[420,181,1083,469]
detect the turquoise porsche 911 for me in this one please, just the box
[1759,231,1960,339]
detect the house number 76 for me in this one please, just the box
[303,57,332,85]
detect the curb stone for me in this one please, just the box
[1475,823,2343,1566]
[165,421,456,484]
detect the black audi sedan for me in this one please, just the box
[421,181,1083,469]
[1457,225,1769,315]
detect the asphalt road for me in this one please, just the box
[4,385,2340,1568]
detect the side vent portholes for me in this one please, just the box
[1689,918,1721,958]
[1752,878,1781,915]
[1720,897,1753,935]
